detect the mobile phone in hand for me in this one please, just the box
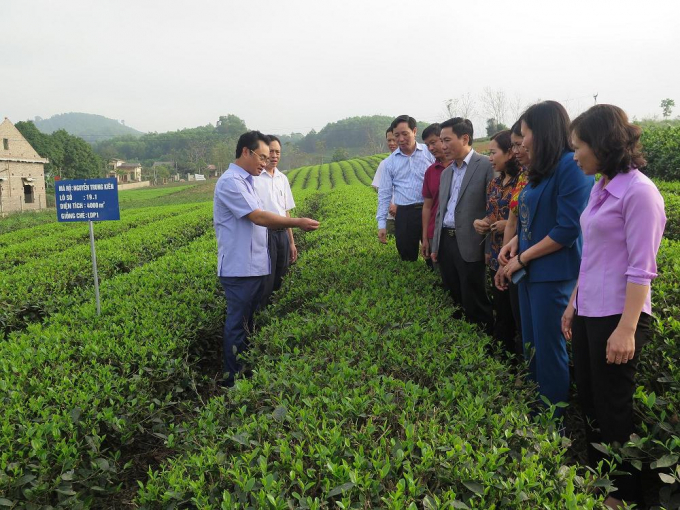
[511,267,527,284]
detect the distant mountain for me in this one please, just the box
[34,112,144,143]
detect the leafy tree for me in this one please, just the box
[52,130,102,179]
[216,114,247,137]
[210,141,235,174]
[485,118,508,137]
[280,142,308,170]
[332,147,350,162]
[149,164,171,184]
[15,121,102,181]
[14,121,59,177]
[315,140,327,164]
[661,98,675,118]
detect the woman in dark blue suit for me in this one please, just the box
[499,101,594,417]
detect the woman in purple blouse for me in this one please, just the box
[562,104,666,508]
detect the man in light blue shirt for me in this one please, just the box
[376,115,434,261]
[214,131,319,388]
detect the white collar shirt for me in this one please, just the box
[252,167,296,217]
[443,148,475,228]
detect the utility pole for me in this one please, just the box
[593,93,599,105]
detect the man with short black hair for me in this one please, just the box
[253,135,297,308]
[376,115,435,261]
[420,123,452,268]
[431,118,493,332]
[372,127,398,235]
[214,130,319,388]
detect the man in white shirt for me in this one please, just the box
[372,127,398,235]
[253,135,297,307]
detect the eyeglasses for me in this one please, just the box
[250,149,270,163]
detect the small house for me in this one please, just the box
[0,118,48,215]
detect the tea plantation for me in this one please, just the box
[0,156,678,509]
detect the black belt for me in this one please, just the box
[399,203,423,210]
[442,227,456,237]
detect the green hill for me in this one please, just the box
[34,112,144,143]
[292,115,431,154]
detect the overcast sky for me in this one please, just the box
[4,0,679,136]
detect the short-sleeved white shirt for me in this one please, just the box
[372,160,395,220]
[253,168,296,217]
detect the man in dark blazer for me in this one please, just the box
[431,118,494,333]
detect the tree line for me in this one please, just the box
[15,98,678,181]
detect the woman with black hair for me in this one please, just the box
[499,101,594,417]
[473,129,523,356]
[563,104,666,508]
[495,119,529,354]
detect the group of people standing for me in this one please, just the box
[375,103,666,508]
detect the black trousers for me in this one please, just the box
[394,204,422,262]
[489,267,519,356]
[572,312,652,504]
[438,230,492,333]
[260,230,290,308]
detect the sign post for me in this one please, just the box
[55,178,120,315]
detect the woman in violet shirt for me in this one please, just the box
[562,105,666,508]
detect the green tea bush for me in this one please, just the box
[135,187,602,509]
[0,204,200,271]
[305,166,319,191]
[661,191,680,241]
[621,238,680,505]
[286,166,306,190]
[339,160,361,186]
[0,204,213,336]
[655,180,680,195]
[0,209,55,236]
[356,158,377,181]
[318,163,331,191]
[348,159,373,186]
[117,184,195,204]
[0,233,225,507]
[329,162,345,187]
[642,126,680,181]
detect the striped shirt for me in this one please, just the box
[376,143,434,229]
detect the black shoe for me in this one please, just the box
[219,378,235,389]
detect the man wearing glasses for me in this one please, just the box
[214,131,319,388]
[253,135,297,308]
